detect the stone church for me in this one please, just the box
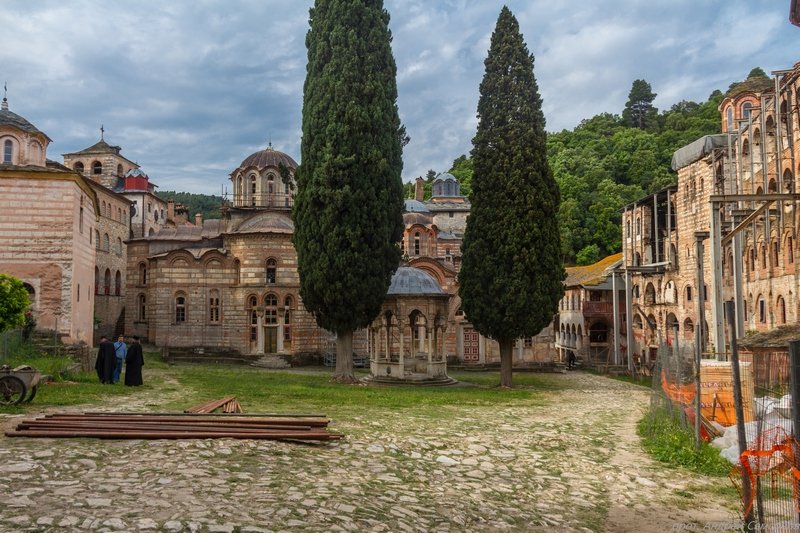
[126,148,555,365]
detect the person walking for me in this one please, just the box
[112,335,127,384]
[95,336,115,384]
[124,336,144,386]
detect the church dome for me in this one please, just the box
[387,267,445,296]
[238,145,298,171]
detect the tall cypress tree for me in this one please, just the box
[294,0,405,382]
[459,7,564,388]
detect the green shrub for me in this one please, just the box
[637,408,731,477]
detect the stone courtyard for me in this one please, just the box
[0,372,737,532]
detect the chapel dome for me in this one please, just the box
[0,99,51,140]
[238,144,298,171]
[387,267,445,296]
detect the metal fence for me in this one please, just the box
[645,331,800,531]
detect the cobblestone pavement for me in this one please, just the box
[0,372,736,532]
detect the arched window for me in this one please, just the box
[250,176,257,206]
[234,259,241,285]
[760,244,766,269]
[138,293,146,321]
[726,107,734,132]
[148,228,155,237]
[104,269,111,295]
[283,295,292,343]
[685,285,693,303]
[3,139,12,164]
[103,233,110,251]
[238,176,243,200]
[626,220,631,238]
[414,232,420,255]
[138,262,147,285]
[209,289,220,323]
[758,295,766,323]
[175,293,187,323]
[788,236,795,264]
[116,237,123,255]
[636,217,641,235]
[266,258,277,284]
[94,266,100,294]
[777,296,786,325]
[117,164,123,176]
[74,162,84,174]
[92,161,102,175]
[742,102,752,120]
[114,271,121,296]
[267,174,274,194]
[772,240,780,268]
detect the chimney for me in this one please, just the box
[167,200,175,222]
[195,213,203,226]
[415,177,424,202]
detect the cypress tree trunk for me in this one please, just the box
[499,338,514,388]
[334,331,356,383]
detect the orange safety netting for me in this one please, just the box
[731,427,800,517]
[661,370,696,405]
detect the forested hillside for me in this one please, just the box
[405,73,777,265]
[157,191,226,220]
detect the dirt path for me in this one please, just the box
[0,371,737,532]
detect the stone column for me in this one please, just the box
[256,311,264,355]
[398,319,405,370]
[276,308,284,353]
[419,321,426,354]
[427,327,433,366]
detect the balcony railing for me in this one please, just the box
[228,193,294,209]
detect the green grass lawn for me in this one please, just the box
[0,350,567,416]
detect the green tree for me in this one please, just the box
[459,7,564,388]
[293,0,405,382]
[0,274,30,333]
[623,79,658,130]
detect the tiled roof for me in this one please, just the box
[237,146,297,172]
[0,107,51,140]
[564,253,623,288]
[64,139,121,155]
[148,219,224,241]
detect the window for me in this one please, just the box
[114,271,121,296]
[686,286,693,302]
[789,237,795,264]
[449,211,454,218]
[726,107,734,132]
[524,337,533,348]
[92,161,102,175]
[266,258,277,284]
[77,283,80,302]
[758,296,766,323]
[117,237,123,255]
[175,294,187,323]
[138,294,146,320]
[209,290,220,323]
[104,269,111,295]
[103,233,110,251]
[234,259,241,285]
[139,262,147,285]
[742,102,752,120]
[117,164,123,176]
[777,296,786,325]
[284,295,293,343]
[3,139,12,164]
[94,267,100,294]
[264,293,278,324]
[414,232,420,255]
[74,162,84,174]
[79,207,84,233]
[636,217,641,235]
[147,202,151,213]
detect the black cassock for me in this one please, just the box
[95,340,115,384]
[124,343,144,386]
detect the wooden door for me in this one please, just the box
[463,328,479,362]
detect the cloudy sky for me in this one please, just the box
[2,1,798,194]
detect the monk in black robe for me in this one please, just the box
[95,336,115,384]
[124,336,144,386]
